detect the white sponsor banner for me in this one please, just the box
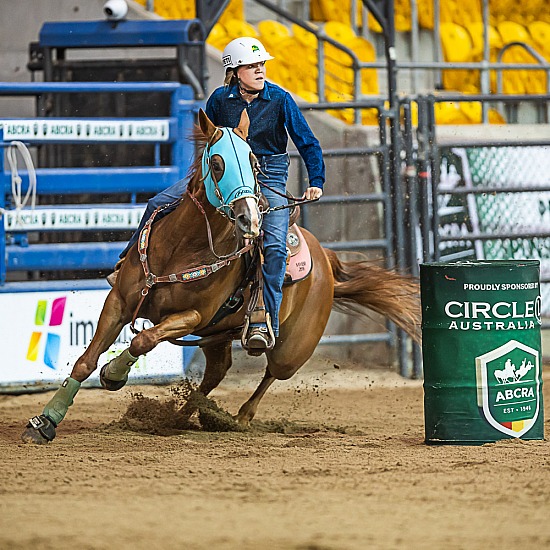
[0,119,170,142]
[0,289,195,388]
[5,207,145,231]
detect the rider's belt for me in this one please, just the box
[256,153,289,168]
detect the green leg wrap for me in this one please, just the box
[43,377,81,426]
[104,348,138,381]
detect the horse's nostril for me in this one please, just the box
[237,213,250,227]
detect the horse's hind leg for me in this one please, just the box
[22,290,127,444]
[235,277,332,426]
[235,370,276,426]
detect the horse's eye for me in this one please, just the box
[211,154,224,173]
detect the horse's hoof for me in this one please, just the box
[99,364,128,391]
[21,415,56,444]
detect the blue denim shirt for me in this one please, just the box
[205,81,325,189]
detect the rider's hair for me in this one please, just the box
[224,68,238,87]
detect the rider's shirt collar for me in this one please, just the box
[226,83,271,101]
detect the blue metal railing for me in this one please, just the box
[0,81,199,284]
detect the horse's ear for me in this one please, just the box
[198,109,218,140]
[236,108,250,139]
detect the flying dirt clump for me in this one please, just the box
[117,381,244,434]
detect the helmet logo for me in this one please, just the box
[222,55,231,66]
[251,45,260,52]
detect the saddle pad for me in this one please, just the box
[285,225,312,284]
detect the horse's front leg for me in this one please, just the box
[100,309,201,391]
[22,290,128,445]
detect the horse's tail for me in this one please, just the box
[325,248,421,342]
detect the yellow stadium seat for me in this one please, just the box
[223,19,259,41]
[326,91,355,124]
[488,109,507,124]
[528,21,550,59]
[440,22,473,62]
[394,0,412,32]
[459,0,482,26]
[435,102,471,124]
[499,46,546,94]
[310,0,324,22]
[218,0,244,26]
[207,23,228,51]
[459,101,483,123]
[257,20,291,50]
[466,23,503,60]
[459,102,507,124]
[464,23,503,93]
[292,23,318,49]
[296,90,319,103]
[346,37,378,95]
[499,47,528,94]
[439,23,478,92]
[491,0,516,22]
[316,0,356,26]
[319,21,378,97]
[367,13,383,33]
[497,21,533,45]
[498,22,546,94]
[324,21,356,43]
[417,0,434,29]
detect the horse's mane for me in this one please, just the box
[185,127,208,195]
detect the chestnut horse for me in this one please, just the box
[22,109,420,444]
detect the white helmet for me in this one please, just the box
[222,37,274,69]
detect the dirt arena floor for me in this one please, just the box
[1,354,549,550]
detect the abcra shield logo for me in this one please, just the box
[476,340,540,437]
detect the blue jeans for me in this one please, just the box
[119,178,188,259]
[257,154,290,337]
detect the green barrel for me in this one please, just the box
[421,260,544,445]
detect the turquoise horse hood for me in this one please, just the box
[201,127,257,217]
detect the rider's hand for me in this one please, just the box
[303,186,323,201]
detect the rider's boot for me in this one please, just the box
[106,257,125,287]
[21,376,81,444]
[243,309,275,356]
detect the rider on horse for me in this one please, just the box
[108,37,325,352]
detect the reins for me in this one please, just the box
[186,189,248,260]
[258,181,319,214]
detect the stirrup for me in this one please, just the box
[241,313,275,355]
